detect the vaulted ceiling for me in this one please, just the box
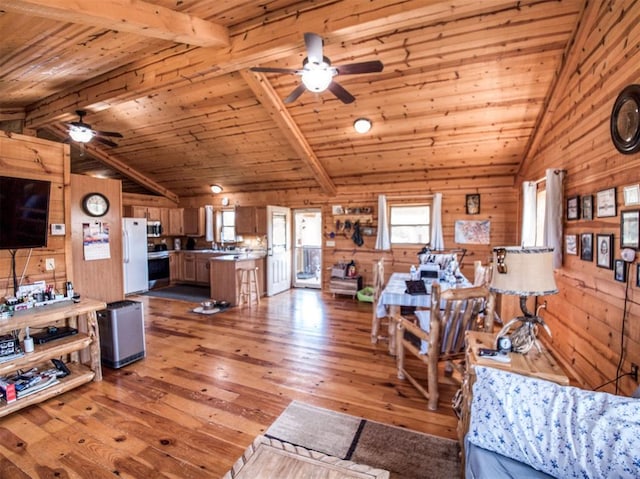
[0,0,585,201]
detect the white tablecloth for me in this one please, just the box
[376,272,470,318]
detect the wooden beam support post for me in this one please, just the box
[240,70,337,197]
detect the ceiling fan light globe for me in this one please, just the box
[301,68,333,92]
[69,125,93,143]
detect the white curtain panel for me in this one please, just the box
[431,192,445,250]
[521,181,537,247]
[375,194,391,250]
[544,169,565,268]
[204,205,214,242]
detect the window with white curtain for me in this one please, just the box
[389,204,431,244]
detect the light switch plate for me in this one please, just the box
[326,240,336,247]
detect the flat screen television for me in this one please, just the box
[0,175,51,250]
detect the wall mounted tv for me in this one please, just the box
[0,176,51,250]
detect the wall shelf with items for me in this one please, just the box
[0,298,105,418]
[332,214,374,224]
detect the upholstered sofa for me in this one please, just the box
[464,366,640,478]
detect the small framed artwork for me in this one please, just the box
[582,195,593,220]
[565,234,578,255]
[614,259,627,282]
[637,264,640,287]
[596,233,614,269]
[566,196,580,220]
[623,184,640,206]
[332,205,344,215]
[580,233,593,261]
[620,210,640,249]
[466,194,480,215]
[596,187,617,218]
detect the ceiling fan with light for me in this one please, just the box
[65,110,123,147]
[250,33,384,104]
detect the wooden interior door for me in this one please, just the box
[266,205,291,296]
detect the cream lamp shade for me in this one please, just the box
[490,246,558,296]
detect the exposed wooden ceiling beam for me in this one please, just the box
[0,0,229,48]
[44,125,179,203]
[25,0,524,128]
[240,70,337,197]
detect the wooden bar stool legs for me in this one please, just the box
[237,267,260,307]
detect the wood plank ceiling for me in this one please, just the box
[0,0,585,200]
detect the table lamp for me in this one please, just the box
[489,246,558,354]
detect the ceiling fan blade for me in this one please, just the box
[250,66,299,74]
[94,137,118,148]
[328,81,355,104]
[335,60,384,75]
[283,84,307,104]
[304,32,324,63]
[94,130,123,138]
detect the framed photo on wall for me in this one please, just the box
[596,187,617,218]
[466,194,480,215]
[624,184,640,206]
[620,209,640,249]
[614,259,627,282]
[580,233,593,261]
[566,196,580,220]
[565,234,578,255]
[582,195,593,220]
[596,233,614,269]
[637,264,640,287]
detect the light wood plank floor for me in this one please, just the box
[0,289,459,478]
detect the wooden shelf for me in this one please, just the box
[0,333,92,376]
[332,214,373,224]
[0,363,95,417]
[0,299,105,418]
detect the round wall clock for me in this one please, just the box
[611,84,640,154]
[82,192,110,217]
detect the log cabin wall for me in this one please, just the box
[180,181,519,289]
[518,0,640,396]
[70,174,124,304]
[0,132,70,298]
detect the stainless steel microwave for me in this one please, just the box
[147,221,163,237]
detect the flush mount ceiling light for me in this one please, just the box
[354,118,372,134]
[68,125,94,143]
[210,184,223,194]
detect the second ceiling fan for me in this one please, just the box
[250,33,383,104]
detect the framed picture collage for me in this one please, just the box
[565,185,640,285]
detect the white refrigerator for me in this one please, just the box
[122,218,149,294]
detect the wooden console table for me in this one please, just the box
[0,298,105,417]
[458,331,569,464]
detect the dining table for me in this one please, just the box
[376,272,470,355]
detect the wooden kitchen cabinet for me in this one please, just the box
[182,253,196,282]
[236,206,266,235]
[169,251,181,284]
[167,208,184,236]
[195,255,211,283]
[183,207,205,237]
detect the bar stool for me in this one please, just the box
[236,266,260,307]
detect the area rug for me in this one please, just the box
[264,401,461,479]
[143,285,210,302]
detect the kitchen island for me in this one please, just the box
[209,253,266,306]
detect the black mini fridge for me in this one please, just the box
[97,300,146,368]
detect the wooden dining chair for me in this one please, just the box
[395,282,496,410]
[370,258,387,344]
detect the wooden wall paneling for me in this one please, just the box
[516,0,640,396]
[0,132,69,298]
[70,174,124,304]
